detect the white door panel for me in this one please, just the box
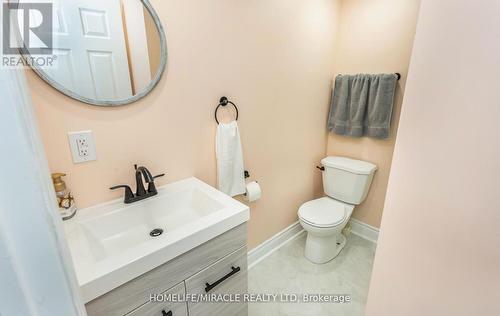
[48,49,76,90]
[48,0,132,101]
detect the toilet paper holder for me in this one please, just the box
[243,180,261,200]
[243,170,251,196]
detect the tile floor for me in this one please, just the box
[248,233,377,316]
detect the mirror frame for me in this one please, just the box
[25,0,167,107]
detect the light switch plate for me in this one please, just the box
[68,130,97,163]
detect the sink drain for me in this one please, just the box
[150,228,164,237]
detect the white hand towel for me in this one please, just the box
[216,121,246,196]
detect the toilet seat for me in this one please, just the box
[298,197,352,228]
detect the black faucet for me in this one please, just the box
[110,165,165,204]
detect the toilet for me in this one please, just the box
[298,156,377,264]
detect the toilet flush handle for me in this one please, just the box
[316,165,325,171]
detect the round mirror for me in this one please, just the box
[23,0,167,106]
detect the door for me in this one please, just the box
[0,68,86,316]
[41,0,133,100]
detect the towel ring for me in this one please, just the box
[215,96,239,124]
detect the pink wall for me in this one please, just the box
[327,0,420,228]
[366,0,500,314]
[29,0,341,249]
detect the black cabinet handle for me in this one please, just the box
[205,266,241,293]
[316,165,325,171]
[161,310,172,316]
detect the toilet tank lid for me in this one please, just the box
[321,156,378,175]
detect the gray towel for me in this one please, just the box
[327,74,398,139]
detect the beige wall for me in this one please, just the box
[326,0,420,228]
[366,0,500,314]
[29,0,341,249]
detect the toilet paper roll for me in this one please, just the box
[244,181,262,202]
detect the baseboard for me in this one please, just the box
[247,219,379,269]
[247,221,305,269]
[349,218,379,243]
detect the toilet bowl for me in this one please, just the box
[298,157,377,264]
[299,197,354,263]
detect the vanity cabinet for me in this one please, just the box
[85,224,248,316]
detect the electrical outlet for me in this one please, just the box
[68,131,97,164]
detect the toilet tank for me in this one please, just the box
[321,156,378,205]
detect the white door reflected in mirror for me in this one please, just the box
[19,0,166,106]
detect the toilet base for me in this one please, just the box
[304,232,346,264]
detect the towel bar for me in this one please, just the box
[338,73,401,80]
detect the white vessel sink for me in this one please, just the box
[64,177,249,303]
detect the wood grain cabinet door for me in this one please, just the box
[126,282,188,316]
[185,246,248,316]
